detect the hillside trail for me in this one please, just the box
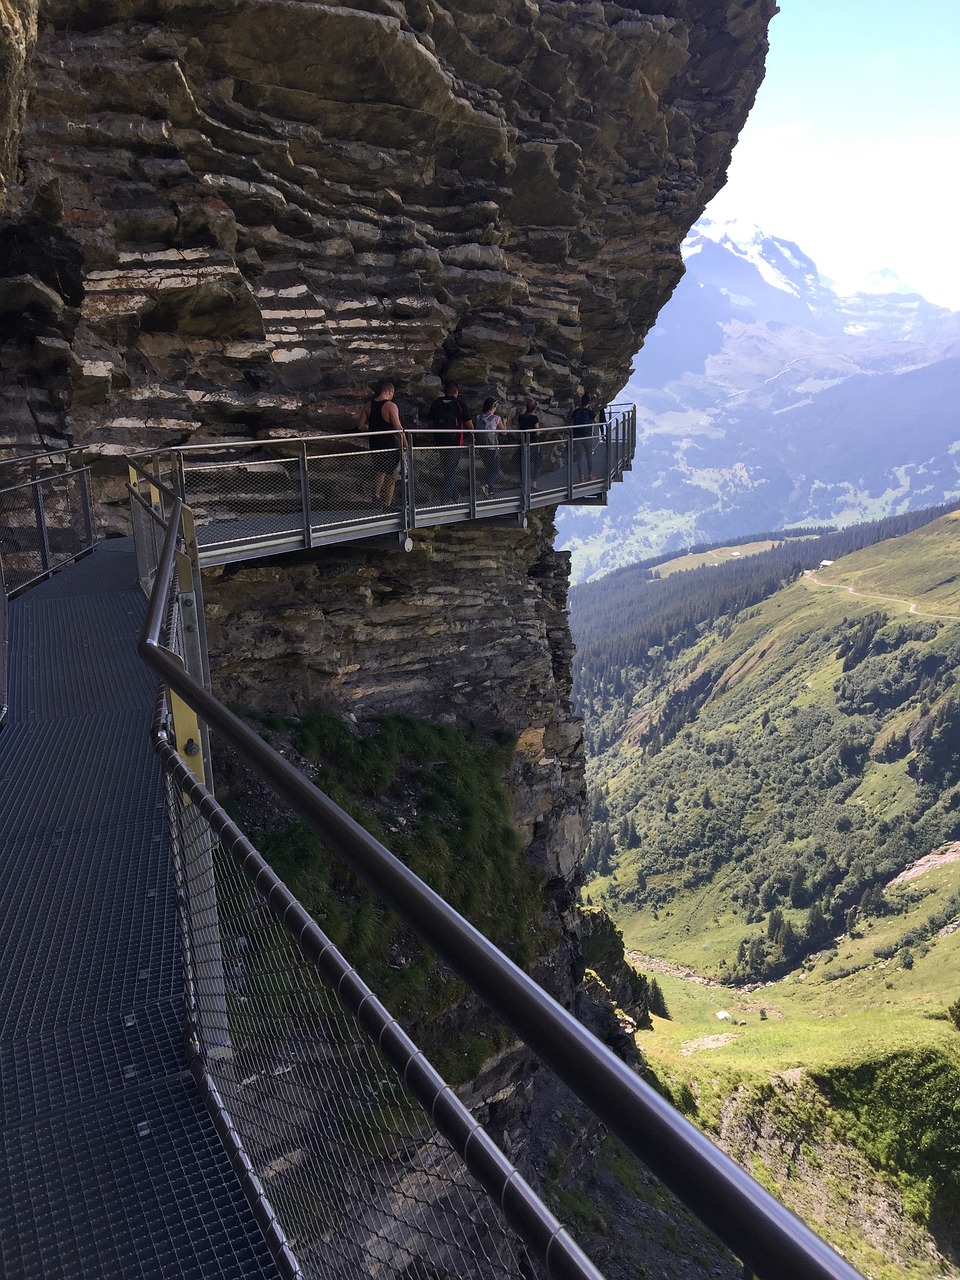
[887,842,960,886]
[803,571,959,621]
[626,951,783,1017]
[627,950,729,990]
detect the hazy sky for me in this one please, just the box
[704,0,960,309]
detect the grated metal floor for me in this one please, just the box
[0,541,279,1279]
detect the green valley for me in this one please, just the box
[572,507,960,1277]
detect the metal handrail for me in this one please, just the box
[0,445,88,471]
[140,496,865,1280]
[126,453,180,501]
[145,497,603,1280]
[124,405,630,458]
[127,409,636,569]
[1,454,96,725]
[0,464,96,594]
[154,716,603,1280]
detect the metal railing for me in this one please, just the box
[128,406,636,567]
[0,448,95,725]
[131,461,865,1280]
[133,461,603,1279]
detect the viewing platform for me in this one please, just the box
[130,405,635,567]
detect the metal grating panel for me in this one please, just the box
[18,538,141,599]
[0,542,279,1279]
[0,815,179,1039]
[0,1075,279,1280]
[0,716,167,843]
[0,1002,184,1126]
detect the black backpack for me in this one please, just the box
[432,396,461,445]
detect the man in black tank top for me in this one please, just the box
[357,381,407,508]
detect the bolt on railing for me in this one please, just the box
[131,457,866,1280]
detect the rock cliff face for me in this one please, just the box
[205,510,587,892]
[1,0,772,1105]
[2,0,774,459]
[1,0,774,1014]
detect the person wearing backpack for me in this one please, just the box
[475,396,506,493]
[428,380,473,501]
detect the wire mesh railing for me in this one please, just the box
[128,406,636,567]
[0,449,96,726]
[132,467,866,1280]
[134,473,604,1280]
[0,448,94,596]
[161,736,575,1280]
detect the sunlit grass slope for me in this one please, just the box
[813,508,960,614]
[584,512,960,1276]
[588,511,960,983]
[634,860,960,1279]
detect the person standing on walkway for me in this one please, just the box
[428,380,473,501]
[571,392,604,482]
[475,396,506,493]
[357,381,407,509]
[517,397,541,489]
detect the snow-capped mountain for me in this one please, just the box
[558,218,960,581]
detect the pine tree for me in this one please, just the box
[647,977,670,1019]
[805,901,828,945]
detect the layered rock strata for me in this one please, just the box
[2,0,775,462]
[0,5,776,1270]
[205,509,586,894]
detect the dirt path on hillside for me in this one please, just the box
[803,571,959,621]
[680,1033,737,1055]
[888,842,960,886]
[626,951,785,1018]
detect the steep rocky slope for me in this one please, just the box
[206,510,589,892]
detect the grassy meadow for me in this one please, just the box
[584,512,960,1276]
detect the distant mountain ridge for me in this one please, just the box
[559,219,960,582]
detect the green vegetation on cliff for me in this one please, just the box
[221,712,551,1080]
[579,509,960,983]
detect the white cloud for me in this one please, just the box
[708,125,960,310]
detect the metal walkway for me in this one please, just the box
[0,540,279,1279]
[131,411,636,568]
[0,437,867,1280]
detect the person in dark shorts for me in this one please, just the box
[357,381,407,508]
[570,393,604,481]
